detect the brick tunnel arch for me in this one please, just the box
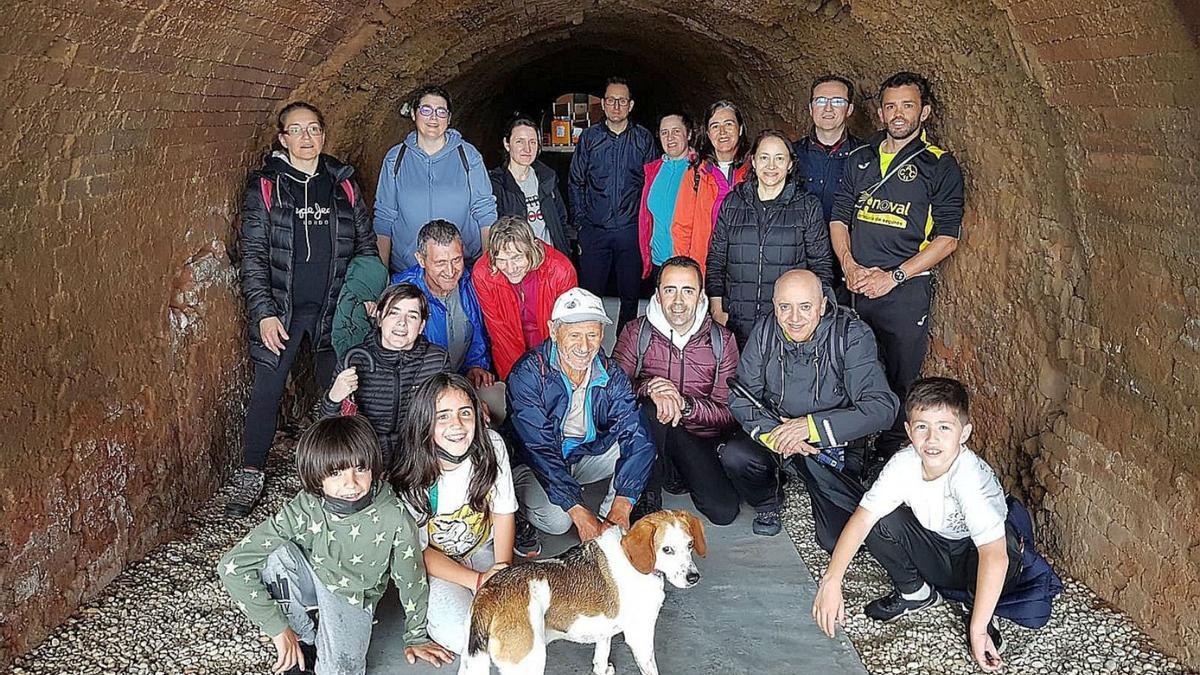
[1,0,1197,667]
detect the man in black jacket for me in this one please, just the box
[830,72,964,461]
[794,74,864,300]
[721,270,897,544]
[568,77,657,332]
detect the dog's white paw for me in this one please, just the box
[592,663,615,675]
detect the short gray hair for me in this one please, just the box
[416,219,462,255]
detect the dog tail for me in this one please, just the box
[465,606,489,657]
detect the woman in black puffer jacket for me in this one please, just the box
[705,130,834,346]
[228,101,379,518]
[321,283,450,469]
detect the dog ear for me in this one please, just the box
[677,511,707,558]
[621,516,660,575]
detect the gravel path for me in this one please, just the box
[9,436,1196,674]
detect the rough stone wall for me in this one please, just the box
[1,0,1197,668]
[0,0,372,662]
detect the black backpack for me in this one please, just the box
[391,142,471,178]
[632,319,726,392]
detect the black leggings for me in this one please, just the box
[241,312,336,470]
[642,401,740,526]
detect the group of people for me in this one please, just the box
[220,71,1062,675]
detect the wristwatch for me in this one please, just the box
[891,268,908,284]
[681,396,695,417]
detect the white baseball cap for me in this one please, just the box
[551,287,612,325]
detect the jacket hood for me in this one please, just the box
[403,128,465,162]
[261,151,353,182]
[645,293,710,350]
[776,283,842,351]
[343,256,389,298]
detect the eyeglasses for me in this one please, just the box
[417,104,450,119]
[811,96,850,109]
[283,124,324,137]
[604,97,631,108]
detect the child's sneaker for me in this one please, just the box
[224,468,265,519]
[514,514,542,559]
[958,603,1004,654]
[864,588,944,622]
[752,510,782,536]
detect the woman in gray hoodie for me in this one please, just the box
[374,85,498,273]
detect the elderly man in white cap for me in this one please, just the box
[506,287,656,556]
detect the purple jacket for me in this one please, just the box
[612,295,740,438]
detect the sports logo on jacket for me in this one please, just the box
[898,165,918,182]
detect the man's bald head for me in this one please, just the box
[773,269,826,342]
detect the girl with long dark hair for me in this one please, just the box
[392,373,516,655]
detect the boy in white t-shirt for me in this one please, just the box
[812,377,1023,673]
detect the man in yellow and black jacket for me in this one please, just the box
[830,71,964,461]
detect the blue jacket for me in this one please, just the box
[506,340,655,511]
[568,123,657,231]
[793,132,864,224]
[391,266,491,373]
[374,129,498,271]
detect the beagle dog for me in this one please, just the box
[459,510,707,675]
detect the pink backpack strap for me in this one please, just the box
[339,179,356,206]
[259,176,273,209]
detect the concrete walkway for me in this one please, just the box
[367,493,866,674]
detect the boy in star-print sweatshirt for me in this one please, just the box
[219,416,451,673]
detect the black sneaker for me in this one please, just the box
[752,510,782,536]
[663,476,689,496]
[631,490,663,524]
[224,468,265,519]
[283,640,318,673]
[864,588,944,622]
[514,514,541,559]
[958,603,1004,654]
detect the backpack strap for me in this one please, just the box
[339,178,356,206]
[259,176,273,210]
[391,143,409,178]
[709,322,724,391]
[633,319,651,381]
[458,145,470,175]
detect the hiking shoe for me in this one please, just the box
[631,490,663,524]
[514,514,541,559]
[224,468,265,519]
[958,603,1004,654]
[864,588,944,622]
[752,510,782,536]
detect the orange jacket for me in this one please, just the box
[639,157,749,277]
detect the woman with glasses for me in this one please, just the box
[375,84,497,273]
[227,101,379,518]
[706,130,834,346]
[488,117,572,256]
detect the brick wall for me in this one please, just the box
[0,0,372,662]
[2,0,1197,667]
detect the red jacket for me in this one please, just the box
[472,243,577,379]
[612,297,740,437]
[638,157,749,278]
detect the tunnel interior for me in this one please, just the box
[2,0,1198,668]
